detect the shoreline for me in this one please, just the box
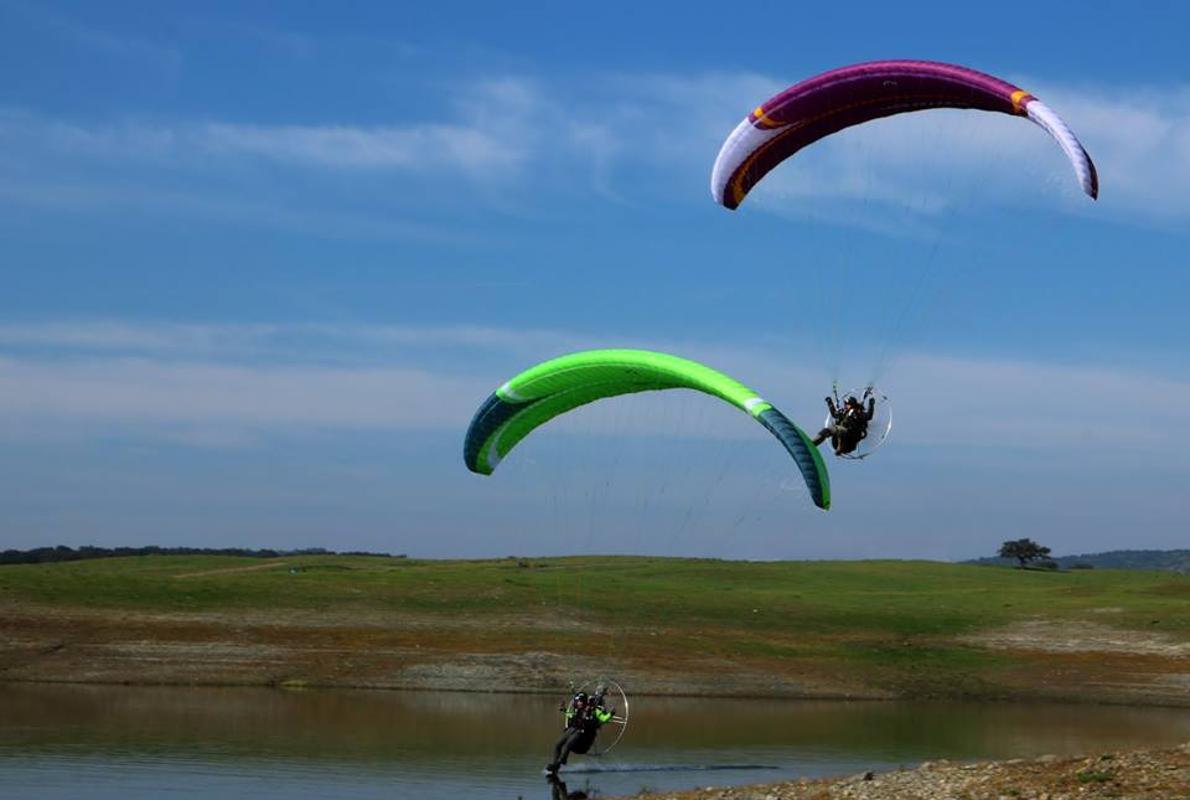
[607,743,1190,799]
[3,674,1190,710]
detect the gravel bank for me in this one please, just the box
[612,743,1190,800]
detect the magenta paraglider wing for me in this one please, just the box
[711,60,1098,209]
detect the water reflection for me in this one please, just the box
[546,774,586,800]
[1,683,1188,799]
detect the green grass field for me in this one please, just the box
[2,554,1185,630]
[2,556,1187,701]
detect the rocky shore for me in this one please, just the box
[612,743,1190,800]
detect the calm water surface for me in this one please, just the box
[2,684,1188,799]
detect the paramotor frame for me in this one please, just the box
[566,677,630,756]
[824,385,893,461]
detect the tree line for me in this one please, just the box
[0,545,402,565]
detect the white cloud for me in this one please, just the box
[3,71,1190,230]
[3,320,1186,558]
[0,321,594,361]
[0,321,260,351]
[1044,86,1190,219]
[0,356,485,430]
[33,114,524,176]
[1,321,1187,462]
[889,353,1190,450]
[9,3,182,70]
[0,174,459,243]
[200,121,523,173]
[1,78,539,179]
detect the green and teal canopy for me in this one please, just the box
[463,349,830,510]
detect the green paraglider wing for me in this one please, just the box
[463,349,830,510]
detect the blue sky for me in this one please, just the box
[1,1,1187,559]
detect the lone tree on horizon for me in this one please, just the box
[998,538,1052,568]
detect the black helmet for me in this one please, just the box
[845,395,859,405]
[573,691,588,703]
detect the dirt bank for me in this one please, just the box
[610,743,1190,799]
[2,557,1186,705]
[0,602,886,698]
[3,601,1189,707]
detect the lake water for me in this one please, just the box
[2,684,1188,799]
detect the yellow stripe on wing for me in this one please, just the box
[752,105,783,129]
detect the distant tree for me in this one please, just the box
[998,538,1052,568]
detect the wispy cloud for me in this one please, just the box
[200,122,518,172]
[5,104,528,179]
[5,1,182,70]
[0,355,484,430]
[3,69,1190,230]
[0,173,462,243]
[0,321,596,362]
[0,321,219,352]
[890,353,1190,450]
[2,321,1187,461]
[1045,85,1190,220]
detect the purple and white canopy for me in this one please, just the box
[711,60,1098,209]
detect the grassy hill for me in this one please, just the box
[1054,549,1190,573]
[1,555,1187,704]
